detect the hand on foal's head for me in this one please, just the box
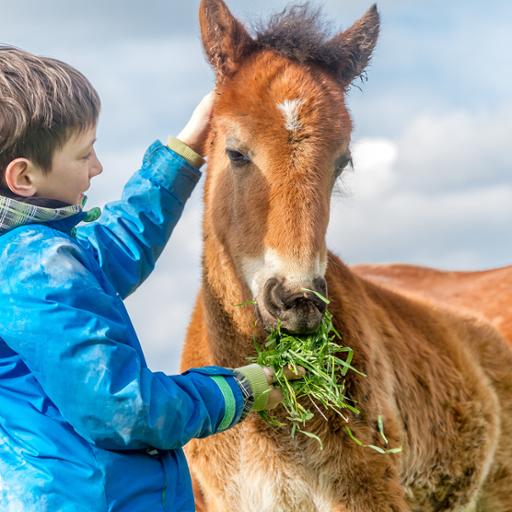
[177,91,214,156]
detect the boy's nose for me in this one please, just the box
[90,152,103,177]
[93,162,103,176]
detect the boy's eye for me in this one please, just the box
[82,152,92,160]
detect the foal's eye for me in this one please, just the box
[226,149,250,166]
[334,152,353,178]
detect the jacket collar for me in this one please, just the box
[0,191,101,235]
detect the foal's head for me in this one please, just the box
[200,0,379,334]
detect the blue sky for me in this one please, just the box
[2,1,510,373]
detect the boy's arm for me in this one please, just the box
[75,91,214,299]
[0,232,271,450]
[75,140,202,299]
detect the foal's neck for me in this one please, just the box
[201,232,265,366]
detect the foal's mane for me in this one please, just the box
[253,3,338,66]
[250,2,376,83]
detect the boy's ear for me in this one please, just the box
[4,158,40,197]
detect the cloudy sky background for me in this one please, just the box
[2,0,510,373]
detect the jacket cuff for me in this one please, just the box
[167,136,205,169]
[184,366,245,432]
[234,364,271,412]
[139,140,201,203]
[208,375,237,431]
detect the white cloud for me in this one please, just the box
[395,106,512,193]
[341,138,397,199]
[328,105,512,272]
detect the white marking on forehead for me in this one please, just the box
[241,248,327,298]
[277,98,303,132]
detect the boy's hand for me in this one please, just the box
[262,366,306,410]
[177,91,214,156]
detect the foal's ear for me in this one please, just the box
[199,0,255,80]
[328,4,380,85]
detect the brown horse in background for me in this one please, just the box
[180,1,512,510]
[354,264,512,344]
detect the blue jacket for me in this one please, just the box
[0,141,247,511]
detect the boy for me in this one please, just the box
[0,46,301,511]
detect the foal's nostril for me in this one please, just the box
[284,292,327,315]
[312,294,327,315]
[263,277,283,316]
[313,276,327,298]
[263,277,328,318]
[261,277,326,334]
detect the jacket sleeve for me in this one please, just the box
[0,231,245,451]
[75,140,201,299]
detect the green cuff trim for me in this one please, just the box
[235,364,271,412]
[210,375,236,432]
[167,136,205,168]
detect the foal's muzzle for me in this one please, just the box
[261,276,327,334]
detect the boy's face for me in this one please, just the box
[34,125,103,205]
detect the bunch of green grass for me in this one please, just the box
[246,290,401,454]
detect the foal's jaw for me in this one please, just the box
[241,248,328,334]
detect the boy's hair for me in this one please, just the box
[0,46,100,186]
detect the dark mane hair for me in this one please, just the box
[253,3,341,68]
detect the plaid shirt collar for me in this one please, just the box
[0,192,100,235]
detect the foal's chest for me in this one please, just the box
[236,427,333,512]
[236,464,331,512]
